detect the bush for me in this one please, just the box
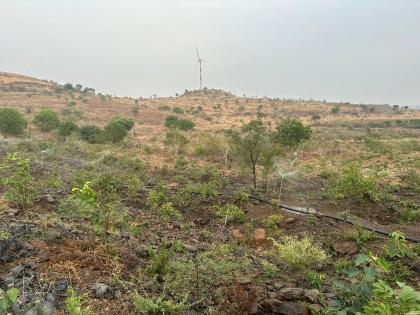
[324,164,380,203]
[0,152,37,208]
[0,108,27,136]
[133,294,190,314]
[273,118,312,148]
[103,117,134,143]
[213,204,246,223]
[33,108,60,131]
[58,120,79,137]
[164,128,188,155]
[79,125,103,144]
[268,235,327,271]
[165,115,195,131]
[0,287,19,314]
[172,106,185,114]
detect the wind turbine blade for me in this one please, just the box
[196,46,200,61]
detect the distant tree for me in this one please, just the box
[392,105,399,111]
[227,117,270,189]
[331,106,340,114]
[272,118,311,148]
[75,84,83,91]
[33,109,60,132]
[79,125,103,144]
[63,83,74,90]
[83,87,95,95]
[58,120,79,137]
[164,128,188,155]
[103,117,134,143]
[311,115,321,121]
[0,108,27,137]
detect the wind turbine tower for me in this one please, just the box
[196,46,203,90]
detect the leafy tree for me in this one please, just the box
[33,108,60,132]
[58,120,79,137]
[103,117,134,143]
[79,125,103,144]
[0,108,27,137]
[273,118,311,148]
[228,117,270,189]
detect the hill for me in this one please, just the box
[0,71,419,314]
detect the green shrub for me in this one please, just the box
[131,104,140,115]
[331,106,340,114]
[58,120,79,137]
[133,294,190,314]
[346,228,376,247]
[146,239,173,277]
[0,108,27,136]
[165,115,195,131]
[268,235,327,271]
[324,164,380,203]
[264,214,283,229]
[156,202,182,221]
[79,125,103,144]
[213,204,246,223]
[65,288,91,315]
[172,106,185,114]
[0,287,19,314]
[273,118,312,148]
[33,108,60,131]
[0,152,37,208]
[103,117,134,143]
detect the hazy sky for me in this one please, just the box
[2,0,420,106]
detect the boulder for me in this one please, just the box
[279,287,304,300]
[92,282,115,299]
[304,289,320,303]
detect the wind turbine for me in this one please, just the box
[196,46,203,90]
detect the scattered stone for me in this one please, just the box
[38,301,57,315]
[273,282,284,290]
[323,292,336,299]
[46,195,55,203]
[279,287,304,300]
[6,208,19,216]
[183,244,198,253]
[253,228,266,242]
[92,282,115,299]
[333,241,359,255]
[268,291,278,299]
[133,244,149,258]
[285,217,297,224]
[31,239,48,250]
[304,289,320,303]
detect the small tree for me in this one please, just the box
[164,128,188,155]
[58,120,79,137]
[228,117,270,189]
[103,117,134,143]
[273,118,311,148]
[0,108,27,137]
[33,108,60,132]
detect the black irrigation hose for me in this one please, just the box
[246,195,420,244]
